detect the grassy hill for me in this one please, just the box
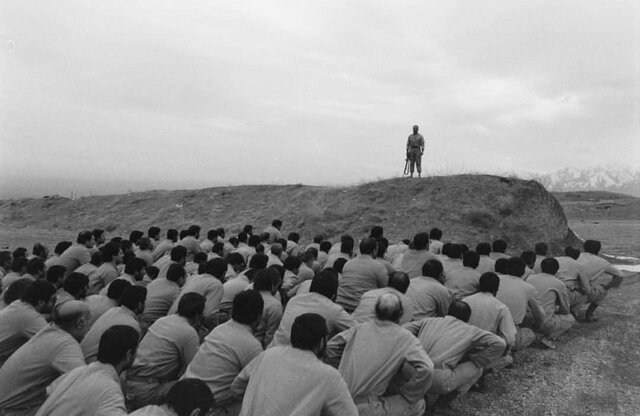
[553,190,640,221]
[0,174,575,253]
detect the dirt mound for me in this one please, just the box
[0,175,571,252]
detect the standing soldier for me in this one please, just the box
[406,125,425,178]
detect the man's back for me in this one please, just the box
[406,276,451,319]
[81,306,140,362]
[0,325,85,411]
[58,244,91,276]
[270,293,354,347]
[394,249,438,279]
[351,287,414,325]
[141,278,181,325]
[476,255,495,274]
[231,346,357,416]
[336,255,388,313]
[496,275,539,325]
[445,267,480,300]
[464,292,516,347]
[526,273,570,316]
[0,300,47,365]
[168,274,223,318]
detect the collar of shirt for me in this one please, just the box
[91,361,122,386]
[228,319,254,334]
[120,305,139,320]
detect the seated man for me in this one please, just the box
[326,293,433,416]
[140,263,186,326]
[532,242,548,274]
[125,293,204,410]
[129,378,214,416]
[439,243,464,280]
[406,260,451,319]
[336,238,388,313]
[220,254,267,313]
[54,272,89,308]
[475,243,495,275]
[0,280,56,366]
[231,313,358,416]
[526,258,575,343]
[428,228,444,255]
[496,258,546,350]
[81,285,146,362]
[351,271,414,324]
[253,269,284,348]
[556,247,592,316]
[577,240,624,322]
[182,291,264,416]
[0,301,90,415]
[84,279,130,328]
[270,269,355,347]
[445,250,481,300]
[403,301,506,413]
[490,239,509,261]
[464,272,517,350]
[35,325,140,416]
[392,232,438,279]
[88,242,122,295]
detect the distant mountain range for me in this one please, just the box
[529,167,640,197]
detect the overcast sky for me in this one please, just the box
[1,0,638,198]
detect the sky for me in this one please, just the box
[1,0,639,198]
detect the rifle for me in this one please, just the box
[403,159,410,176]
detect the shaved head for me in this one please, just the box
[375,293,403,323]
[54,300,91,326]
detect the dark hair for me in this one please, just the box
[492,239,507,253]
[207,229,219,241]
[92,229,105,242]
[27,257,44,275]
[148,226,161,240]
[248,235,261,248]
[243,224,254,235]
[187,225,201,236]
[534,242,548,256]
[253,268,279,292]
[376,237,389,257]
[10,257,28,273]
[370,226,384,239]
[107,279,131,301]
[493,258,507,274]
[249,253,268,269]
[388,271,410,293]
[520,251,536,269]
[226,253,245,267]
[319,241,332,253]
[21,280,56,306]
[310,269,339,299]
[479,272,500,294]
[4,279,32,305]
[271,219,282,228]
[462,251,480,269]
[124,258,147,276]
[193,252,208,265]
[340,237,354,254]
[422,259,443,279]
[506,257,525,278]
[90,251,103,266]
[138,237,152,251]
[237,232,248,244]
[284,256,302,271]
[291,313,327,351]
[167,229,179,242]
[170,246,188,262]
[97,325,139,365]
[46,265,66,286]
[564,246,580,260]
[179,230,188,240]
[288,232,300,243]
[442,243,461,259]
[211,243,224,256]
[448,301,472,322]
[429,228,443,240]
[120,286,147,310]
[332,258,348,274]
[164,379,214,416]
[302,250,316,263]
[77,231,93,245]
[63,272,89,297]
[102,242,121,262]
[216,228,225,238]
[231,290,264,325]
[413,233,429,250]
[584,240,601,255]
[541,258,560,275]
[0,251,11,266]
[146,266,159,280]
[32,243,48,259]
[475,242,491,256]
[167,264,186,283]
[359,238,377,256]
[202,258,228,280]
[178,293,206,320]
[120,240,133,254]
[10,248,25,260]
[54,241,73,255]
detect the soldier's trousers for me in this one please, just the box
[408,150,422,174]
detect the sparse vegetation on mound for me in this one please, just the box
[0,175,573,252]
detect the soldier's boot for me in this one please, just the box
[418,172,421,178]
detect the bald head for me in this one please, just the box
[375,293,403,323]
[388,271,410,294]
[54,300,91,328]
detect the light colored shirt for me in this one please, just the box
[74,262,99,281]
[136,250,154,267]
[351,287,414,325]
[231,346,358,416]
[129,404,176,416]
[393,249,439,279]
[337,254,388,313]
[526,273,571,316]
[35,362,126,416]
[58,244,91,276]
[89,262,119,295]
[233,244,256,263]
[577,252,620,284]
[263,225,282,244]
[128,314,199,381]
[221,273,251,311]
[81,306,141,362]
[0,324,85,411]
[324,252,351,270]
[254,291,283,348]
[152,240,174,262]
[404,316,506,369]
[326,320,433,403]
[0,300,47,365]
[429,240,444,255]
[406,276,451,319]
[153,256,174,280]
[141,278,181,324]
[439,256,463,279]
[476,255,496,274]
[177,236,202,261]
[270,292,355,347]
[266,253,283,267]
[444,266,480,300]
[496,275,546,326]
[532,255,546,274]
[1,272,31,293]
[490,252,510,261]
[183,320,262,405]
[169,274,223,319]
[84,295,117,328]
[463,292,517,347]
[200,239,215,254]
[556,256,590,292]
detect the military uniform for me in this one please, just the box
[406,133,425,177]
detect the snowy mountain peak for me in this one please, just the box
[529,166,640,197]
